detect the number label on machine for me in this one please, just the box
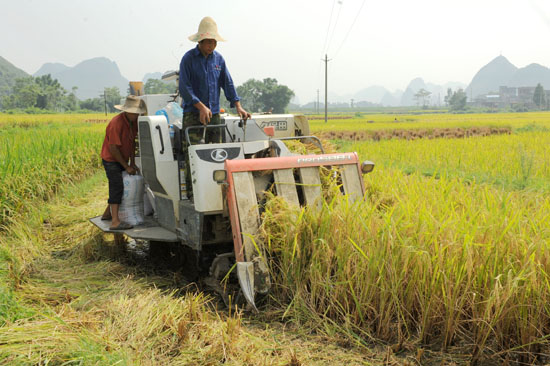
[259,120,288,131]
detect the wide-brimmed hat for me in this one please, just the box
[188,16,226,42]
[114,95,146,114]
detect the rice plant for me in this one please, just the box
[261,167,550,364]
[0,115,105,227]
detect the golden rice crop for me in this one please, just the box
[260,121,550,363]
[3,111,550,364]
[309,111,550,133]
[261,166,550,364]
[0,115,105,227]
[347,130,550,191]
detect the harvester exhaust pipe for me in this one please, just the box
[237,262,258,312]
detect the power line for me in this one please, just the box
[326,0,344,55]
[322,0,337,55]
[333,0,368,58]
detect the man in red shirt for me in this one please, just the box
[100,95,146,230]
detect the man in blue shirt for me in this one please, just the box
[179,16,250,144]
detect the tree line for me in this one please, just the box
[0,74,295,114]
[412,87,467,111]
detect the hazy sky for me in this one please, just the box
[2,0,550,103]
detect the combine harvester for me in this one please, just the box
[91,77,374,310]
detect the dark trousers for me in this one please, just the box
[102,160,125,204]
[182,112,222,144]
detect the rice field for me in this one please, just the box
[308,111,550,133]
[1,111,550,364]
[0,114,107,227]
[260,111,550,364]
[262,168,550,364]
[346,130,550,191]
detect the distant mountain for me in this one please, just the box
[34,62,70,77]
[380,90,403,106]
[329,85,391,105]
[507,63,550,88]
[324,78,466,107]
[33,57,129,99]
[401,78,427,106]
[353,85,389,104]
[0,56,29,97]
[465,56,550,98]
[400,78,466,106]
[465,55,518,97]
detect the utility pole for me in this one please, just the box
[350,98,354,109]
[316,89,320,114]
[100,87,107,116]
[323,54,331,123]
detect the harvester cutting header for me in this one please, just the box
[91,16,374,310]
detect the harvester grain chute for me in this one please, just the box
[90,77,374,310]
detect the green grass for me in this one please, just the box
[0,285,34,328]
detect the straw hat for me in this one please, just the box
[188,17,226,42]
[114,95,146,114]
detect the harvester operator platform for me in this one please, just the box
[178,16,251,199]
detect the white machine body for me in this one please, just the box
[137,115,179,217]
[188,140,270,212]
[137,106,302,217]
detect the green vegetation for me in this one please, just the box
[235,78,294,113]
[79,86,123,113]
[446,88,467,111]
[261,112,550,363]
[0,116,104,226]
[533,83,547,109]
[413,88,431,108]
[0,73,123,113]
[1,74,78,112]
[0,56,29,101]
[144,78,177,95]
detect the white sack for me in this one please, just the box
[119,172,145,225]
